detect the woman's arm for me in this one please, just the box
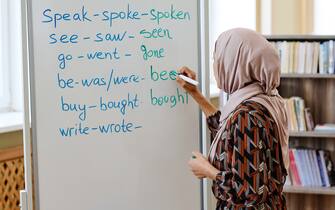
[176,67,218,118]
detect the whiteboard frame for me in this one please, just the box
[23,1,209,210]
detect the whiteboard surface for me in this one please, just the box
[28,1,202,210]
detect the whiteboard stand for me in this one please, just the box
[199,1,210,210]
[20,190,28,210]
[21,0,34,210]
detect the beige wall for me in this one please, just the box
[272,0,302,34]
[259,0,314,35]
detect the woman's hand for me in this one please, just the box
[188,151,220,180]
[176,67,200,95]
[176,66,218,117]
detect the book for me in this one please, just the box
[305,42,313,74]
[286,98,299,131]
[304,108,315,131]
[315,124,335,132]
[329,40,335,74]
[323,41,329,74]
[318,150,331,187]
[288,42,294,73]
[312,42,320,74]
[297,42,306,74]
[319,42,325,74]
[307,150,320,186]
[295,149,307,186]
[289,149,302,186]
[302,150,313,186]
[317,150,328,186]
[290,97,306,131]
[293,42,299,73]
[311,150,323,186]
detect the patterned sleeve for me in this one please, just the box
[214,109,271,207]
[206,111,221,139]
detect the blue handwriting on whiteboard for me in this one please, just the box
[49,33,79,44]
[97,119,141,134]
[79,69,141,92]
[94,31,127,42]
[99,94,139,115]
[101,4,140,27]
[60,96,97,121]
[42,6,92,28]
[87,48,121,60]
[59,122,90,137]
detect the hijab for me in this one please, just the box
[209,28,289,171]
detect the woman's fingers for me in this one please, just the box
[176,76,186,86]
[191,169,206,179]
[176,73,199,94]
[179,66,196,80]
[192,151,205,159]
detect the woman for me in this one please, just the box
[177,28,289,210]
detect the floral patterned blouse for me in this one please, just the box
[207,101,287,210]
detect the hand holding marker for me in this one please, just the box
[176,67,199,95]
[177,72,199,86]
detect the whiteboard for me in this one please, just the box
[27,1,204,210]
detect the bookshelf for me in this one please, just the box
[289,131,335,138]
[284,186,335,195]
[267,35,335,209]
[281,73,335,79]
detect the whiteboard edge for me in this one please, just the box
[199,1,210,210]
[21,0,34,209]
[26,0,42,209]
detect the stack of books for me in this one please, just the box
[286,149,333,187]
[270,41,335,74]
[285,97,314,132]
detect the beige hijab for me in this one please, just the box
[210,28,289,171]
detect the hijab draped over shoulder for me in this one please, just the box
[210,28,289,171]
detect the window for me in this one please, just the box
[209,0,257,97]
[0,0,10,111]
[0,0,23,113]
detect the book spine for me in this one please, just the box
[313,42,320,74]
[329,40,334,74]
[319,43,325,74]
[312,150,323,186]
[294,149,306,186]
[289,149,301,186]
[302,150,312,186]
[319,150,331,187]
[299,99,307,131]
[307,150,318,186]
[324,41,329,74]
[317,151,327,186]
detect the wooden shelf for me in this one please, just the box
[289,131,335,138]
[265,35,335,41]
[281,74,335,79]
[284,185,335,195]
